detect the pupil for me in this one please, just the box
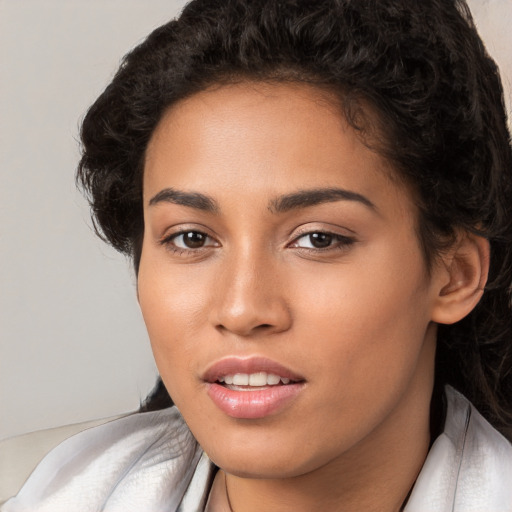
[184,232,205,248]
[310,233,332,248]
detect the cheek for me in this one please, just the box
[294,246,429,331]
[291,244,432,386]
[138,244,210,331]
[138,260,196,368]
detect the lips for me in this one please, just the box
[203,357,305,419]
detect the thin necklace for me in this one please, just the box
[224,472,235,512]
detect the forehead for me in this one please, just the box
[143,82,414,216]
[145,83,348,176]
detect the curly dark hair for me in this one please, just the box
[77,0,512,436]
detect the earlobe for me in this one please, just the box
[431,233,490,325]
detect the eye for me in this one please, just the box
[162,230,218,251]
[291,231,354,250]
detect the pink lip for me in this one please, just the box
[203,357,306,419]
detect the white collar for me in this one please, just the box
[405,386,512,511]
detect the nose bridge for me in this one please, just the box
[212,240,290,336]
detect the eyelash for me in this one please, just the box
[159,230,218,255]
[289,231,355,252]
[159,229,355,256]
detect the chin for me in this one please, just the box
[202,434,332,480]
[213,455,313,480]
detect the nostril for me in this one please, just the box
[253,323,275,333]
[215,322,277,336]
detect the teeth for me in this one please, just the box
[233,373,249,385]
[267,374,280,385]
[218,372,292,386]
[249,372,267,386]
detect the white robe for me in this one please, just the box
[3,386,512,512]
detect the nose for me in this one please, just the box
[210,250,292,338]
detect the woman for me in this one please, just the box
[3,0,512,510]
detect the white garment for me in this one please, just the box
[2,386,512,511]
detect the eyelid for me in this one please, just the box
[288,223,355,241]
[170,231,218,248]
[158,226,221,254]
[290,232,355,248]
[287,225,357,251]
[158,222,217,242]
[289,220,356,235]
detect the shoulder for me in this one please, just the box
[0,414,128,505]
[1,407,206,512]
[406,386,512,511]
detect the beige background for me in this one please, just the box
[1,0,510,441]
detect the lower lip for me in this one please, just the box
[206,382,304,419]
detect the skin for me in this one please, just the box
[137,82,484,511]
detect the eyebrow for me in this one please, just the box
[268,187,376,213]
[148,188,219,212]
[148,186,375,214]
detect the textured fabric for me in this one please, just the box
[405,387,512,511]
[0,415,126,504]
[2,386,511,511]
[1,408,206,512]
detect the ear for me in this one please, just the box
[431,233,490,325]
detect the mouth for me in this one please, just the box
[203,357,306,419]
[218,371,294,389]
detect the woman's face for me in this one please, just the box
[138,83,440,478]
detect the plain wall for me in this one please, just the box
[0,0,189,441]
[1,0,510,441]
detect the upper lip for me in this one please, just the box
[202,356,305,383]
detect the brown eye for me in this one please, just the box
[308,233,333,248]
[169,231,215,250]
[291,231,355,251]
[182,231,207,248]
[294,232,334,249]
